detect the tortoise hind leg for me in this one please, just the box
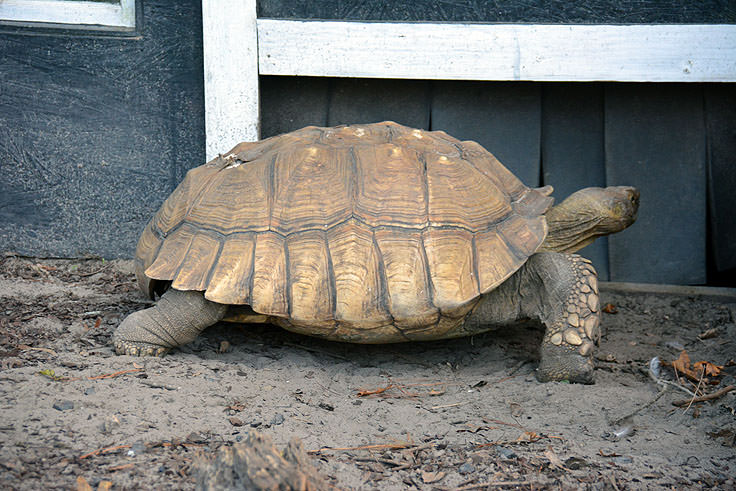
[113,289,227,356]
[523,252,600,383]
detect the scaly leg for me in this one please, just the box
[527,253,600,383]
[113,289,227,356]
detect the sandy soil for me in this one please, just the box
[0,254,734,490]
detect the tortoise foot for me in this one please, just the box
[536,345,594,384]
[536,255,600,384]
[113,339,169,357]
[112,309,172,357]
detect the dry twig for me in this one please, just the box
[672,385,735,407]
[80,444,131,460]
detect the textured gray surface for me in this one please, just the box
[260,76,330,138]
[541,84,609,280]
[605,84,706,284]
[430,82,541,187]
[326,78,430,129]
[705,85,736,273]
[0,1,204,258]
[257,0,736,23]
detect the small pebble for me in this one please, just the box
[84,387,96,396]
[565,457,588,469]
[228,417,244,427]
[664,340,685,351]
[458,462,475,474]
[270,414,285,425]
[495,446,517,459]
[53,400,74,411]
[612,456,633,465]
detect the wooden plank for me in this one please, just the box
[257,20,736,82]
[0,0,135,29]
[430,82,541,187]
[541,83,609,279]
[605,84,706,284]
[260,76,329,138]
[202,0,259,160]
[704,85,736,273]
[326,78,430,128]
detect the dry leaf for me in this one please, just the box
[225,402,245,412]
[544,447,566,470]
[97,481,113,490]
[76,476,93,491]
[428,389,445,396]
[671,350,691,373]
[602,303,618,314]
[517,431,542,442]
[693,361,723,377]
[421,470,446,484]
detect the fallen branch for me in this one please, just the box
[481,418,524,429]
[430,401,468,410]
[683,370,707,412]
[356,384,396,397]
[672,385,735,407]
[356,380,453,398]
[80,444,131,460]
[87,368,143,380]
[309,440,421,455]
[445,480,532,490]
[40,368,143,382]
[17,345,57,355]
[476,431,561,448]
[612,387,670,426]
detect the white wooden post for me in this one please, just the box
[202,0,259,160]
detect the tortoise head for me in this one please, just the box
[540,186,639,254]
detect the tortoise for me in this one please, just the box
[113,121,638,383]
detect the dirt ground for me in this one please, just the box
[0,254,734,490]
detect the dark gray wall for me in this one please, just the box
[0,1,204,258]
[258,0,736,23]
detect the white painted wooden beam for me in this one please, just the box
[202,0,259,160]
[0,0,135,28]
[257,21,736,83]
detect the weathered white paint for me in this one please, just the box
[0,0,135,29]
[257,21,736,82]
[202,0,259,160]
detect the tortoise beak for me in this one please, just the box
[615,186,639,225]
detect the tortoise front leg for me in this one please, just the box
[525,253,599,383]
[465,252,600,383]
[113,289,227,356]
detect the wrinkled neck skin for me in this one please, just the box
[539,186,639,253]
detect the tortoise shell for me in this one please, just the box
[135,122,552,342]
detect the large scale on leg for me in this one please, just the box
[114,122,638,383]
